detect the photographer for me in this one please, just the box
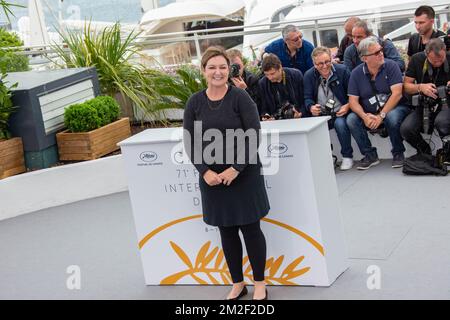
[258,53,306,120]
[264,25,314,74]
[407,6,450,57]
[226,49,262,113]
[401,39,450,158]
[347,36,410,170]
[304,47,354,170]
[344,21,405,72]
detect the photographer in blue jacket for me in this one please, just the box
[304,47,354,170]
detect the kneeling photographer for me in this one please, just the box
[258,54,306,121]
[226,49,262,113]
[401,39,450,164]
[304,47,354,170]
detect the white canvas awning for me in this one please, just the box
[140,0,244,26]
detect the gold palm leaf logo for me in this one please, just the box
[161,241,310,285]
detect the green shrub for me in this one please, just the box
[0,74,18,140]
[64,103,102,133]
[0,29,29,73]
[0,51,29,73]
[85,95,120,126]
[64,95,121,132]
[0,29,23,48]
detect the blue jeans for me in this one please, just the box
[331,116,353,158]
[346,105,411,157]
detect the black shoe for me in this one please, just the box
[226,286,247,300]
[253,289,268,300]
[392,153,405,168]
[357,154,380,170]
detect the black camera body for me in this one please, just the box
[230,63,240,78]
[411,85,450,134]
[273,102,296,120]
[436,138,450,168]
[320,98,337,118]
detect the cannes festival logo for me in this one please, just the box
[268,143,288,155]
[140,151,158,163]
[139,215,324,285]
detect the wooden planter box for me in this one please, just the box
[56,117,131,161]
[0,137,26,179]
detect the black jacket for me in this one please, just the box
[229,69,262,114]
[258,67,307,116]
[407,30,449,57]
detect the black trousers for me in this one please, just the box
[218,221,266,283]
[400,107,450,153]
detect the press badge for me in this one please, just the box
[369,96,377,105]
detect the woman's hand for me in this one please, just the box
[218,167,240,186]
[203,170,223,186]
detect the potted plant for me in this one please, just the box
[0,74,25,179]
[56,95,131,161]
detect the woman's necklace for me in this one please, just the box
[206,86,227,110]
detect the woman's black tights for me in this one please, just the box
[218,220,266,283]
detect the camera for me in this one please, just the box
[369,124,389,138]
[273,102,296,120]
[436,137,450,168]
[411,85,449,134]
[375,93,390,111]
[230,63,240,78]
[320,98,337,118]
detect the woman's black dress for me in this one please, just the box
[183,86,270,227]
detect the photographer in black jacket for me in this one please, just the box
[401,39,450,159]
[407,6,450,57]
[226,49,262,113]
[258,53,305,120]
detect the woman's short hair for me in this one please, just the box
[357,36,380,57]
[311,46,331,60]
[201,46,230,70]
[261,53,282,72]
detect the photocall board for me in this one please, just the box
[119,117,348,286]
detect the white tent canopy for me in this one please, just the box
[139,0,244,26]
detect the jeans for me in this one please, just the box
[330,116,353,158]
[401,107,450,152]
[346,105,411,157]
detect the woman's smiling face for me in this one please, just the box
[203,55,230,88]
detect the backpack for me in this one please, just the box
[402,153,448,176]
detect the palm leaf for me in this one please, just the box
[169,241,193,269]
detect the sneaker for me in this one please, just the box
[357,155,380,170]
[392,153,405,168]
[340,157,354,171]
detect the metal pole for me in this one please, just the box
[194,33,201,61]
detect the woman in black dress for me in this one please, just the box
[183,47,270,300]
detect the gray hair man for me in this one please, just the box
[346,36,411,169]
[264,24,314,74]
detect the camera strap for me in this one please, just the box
[368,79,383,113]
